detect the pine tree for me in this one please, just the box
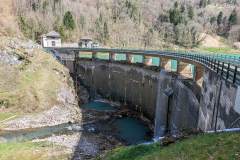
[210,17,216,25]
[79,14,85,30]
[169,2,183,25]
[199,0,207,8]
[31,1,39,11]
[228,9,237,26]
[188,6,194,20]
[103,22,110,43]
[217,11,223,26]
[180,4,185,13]
[63,11,75,30]
[174,1,178,9]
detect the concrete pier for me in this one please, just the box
[177,61,193,79]
[109,52,116,61]
[160,57,172,71]
[92,51,97,60]
[143,56,153,66]
[126,54,134,63]
[194,64,204,86]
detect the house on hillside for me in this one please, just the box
[79,37,100,48]
[79,37,93,48]
[41,31,62,48]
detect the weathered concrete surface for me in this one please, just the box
[169,80,200,134]
[58,56,240,137]
[154,71,200,136]
[194,64,204,86]
[198,68,240,130]
[154,71,172,136]
[76,59,200,137]
[235,87,240,114]
[76,60,159,120]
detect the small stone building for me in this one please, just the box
[41,31,62,48]
[79,37,93,48]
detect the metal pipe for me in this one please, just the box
[207,128,240,133]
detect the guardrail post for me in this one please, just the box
[226,63,230,80]
[217,61,220,73]
[213,59,216,70]
[233,66,238,84]
[221,62,225,76]
[210,59,213,68]
[109,52,116,62]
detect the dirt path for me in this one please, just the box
[0,0,20,36]
[200,33,226,48]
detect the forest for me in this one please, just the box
[14,0,240,49]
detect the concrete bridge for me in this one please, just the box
[47,47,240,137]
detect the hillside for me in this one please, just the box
[0,1,239,160]
[0,0,20,36]
[0,36,81,130]
[101,132,240,160]
[0,0,80,130]
[14,0,240,50]
[0,0,82,158]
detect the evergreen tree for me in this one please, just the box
[180,4,185,13]
[169,2,183,25]
[227,0,237,5]
[63,11,75,30]
[95,18,102,42]
[188,6,194,20]
[174,1,178,9]
[31,2,39,11]
[199,0,207,8]
[217,11,223,26]
[210,17,216,25]
[228,9,237,26]
[103,22,110,43]
[79,14,86,30]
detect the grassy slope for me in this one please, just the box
[0,141,69,160]
[0,37,73,120]
[102,132,240,160]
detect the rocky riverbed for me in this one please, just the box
[1,87,81,131]
[0,38,153,160]
[0,98,153,160]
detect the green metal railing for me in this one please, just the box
[46,47,240,85]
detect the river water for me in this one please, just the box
[82,100,152,145]
[0,101,152,145]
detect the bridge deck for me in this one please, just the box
[46,47,240,86]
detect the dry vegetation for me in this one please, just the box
[0,37,77,119]
[0,0,21,36]
[14,0,240,49]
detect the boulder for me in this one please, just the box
[233,42,240,49]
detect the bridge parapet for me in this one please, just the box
[47,47,240,86]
